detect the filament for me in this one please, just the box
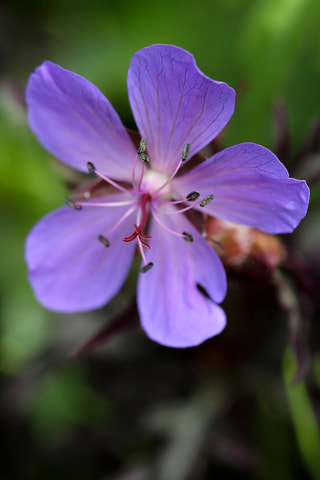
[87,162,131,194]
[150,204,189,240]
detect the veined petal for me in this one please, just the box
[26,61,136,181]
[25,194,137,312]
[174,143,310,234]
[137,207,227,347]
[127,44,235,174]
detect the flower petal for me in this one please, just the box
[174,143,310,234]
[25,194,137,312]
[26,61,136,181]
[137,207,227,347]
[127,44,235,173]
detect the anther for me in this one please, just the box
[200,194,215,207]
[181,143,191,161]
[137,138,147,154]
[182,231,194,242]
[186,191,200,202]
[65,198,82,210]
[98,234,110,247]
[138,152,150,163]
[87,162,96,175]
[140,262,154,273]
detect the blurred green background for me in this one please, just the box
[1,0,320,479]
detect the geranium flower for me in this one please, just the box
[25,44,309,347]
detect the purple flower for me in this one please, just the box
[25,44,309,347]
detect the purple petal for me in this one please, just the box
[26,61,136,181]
[127,44,235,173]
[137,207,227,347]
[25,194,137,312]
[174,143,310,234]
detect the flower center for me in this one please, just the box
[140,169,171,199]
[66,138,214,273]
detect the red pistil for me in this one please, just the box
[123,194,152,248]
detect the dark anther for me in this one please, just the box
[181,143,191,161]
[186,191,200,202]
[140,262,154,273]
[200,194,214,207]
[182,231,194,242]
[98,234,110,247]
[138,152,150,163]
[137,138,147,154]
[65,198,82,210]
[87,162,96,175]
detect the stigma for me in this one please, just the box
[123,193,152,249]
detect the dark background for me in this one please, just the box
[1,0,320,478]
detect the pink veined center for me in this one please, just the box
[70,139,213,271]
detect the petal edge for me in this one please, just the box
[26,61,136,181]
[128,44,235,173]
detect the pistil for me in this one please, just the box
[122,194,151,248]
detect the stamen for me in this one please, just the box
[137,162,146,192]
[132,140,149,191]
[137,238,150,264]
[186,191,200,202]
[153,160,183,196]
[138,152,150,163]
[86,161,130,194]
[200,194,215,207]
[181,143,191,161]
[182,231,194,242]
[153,143,192,197]
[137,138,147,154]
[154,201,200,215]
[156,197,188,205]
[137,138,149,161]
[97,234,110,247]
[153,192,202,215]
[87,162,96,175]
[73,200,135,208]
[65,198,82,210]
[101,205,137,242]
[140,262,154,273]
[150,205,191,240]
[131,154,140,191]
